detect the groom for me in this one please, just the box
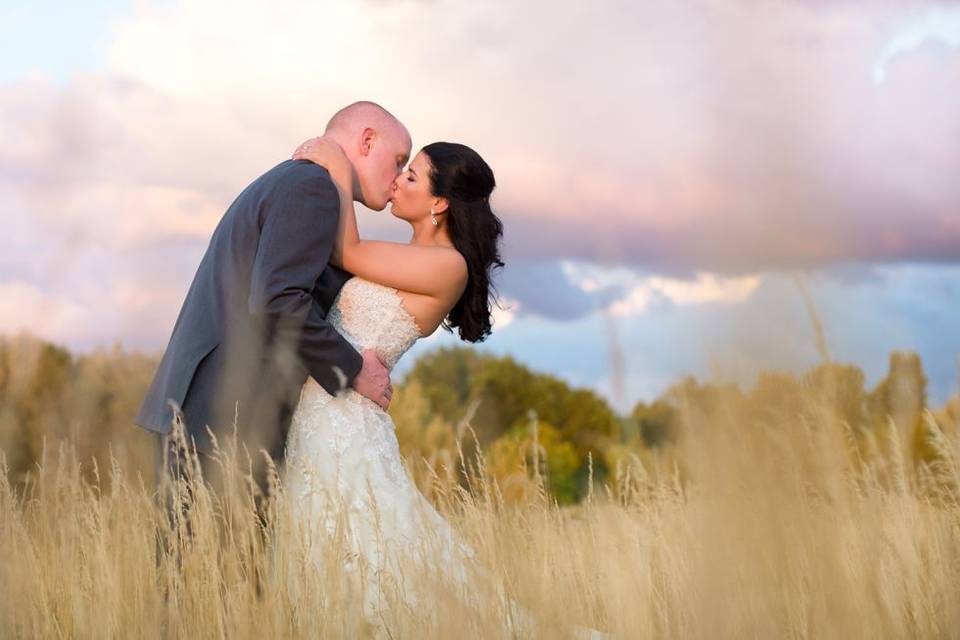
[135,101,412,498]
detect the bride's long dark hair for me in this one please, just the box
[422,142,504,343]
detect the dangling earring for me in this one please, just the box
[430,207,439,226]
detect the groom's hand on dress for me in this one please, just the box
[353,349,393,410]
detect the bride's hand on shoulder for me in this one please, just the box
[292,136,352,194]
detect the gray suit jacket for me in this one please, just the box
[134,159,363,459]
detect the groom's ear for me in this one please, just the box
[433,197,450,214]
[359,127,376,156]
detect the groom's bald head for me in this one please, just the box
[324,101,412,211]
[325,101,406,137]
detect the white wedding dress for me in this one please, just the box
[280,277,608,638]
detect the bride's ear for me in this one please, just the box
[432,197,449,214]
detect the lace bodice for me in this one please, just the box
[287,275,427,508]
[327,277,423,371]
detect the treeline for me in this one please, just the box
[1,333,957,504]
[391,348,960,504]
[0,334,159,487]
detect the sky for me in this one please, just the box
[1,0,958,412]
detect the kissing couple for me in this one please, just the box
[135,101,608,638]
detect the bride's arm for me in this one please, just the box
[341,240,467,299]
[292,138,467,298]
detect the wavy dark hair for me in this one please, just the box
[422,142,504,343]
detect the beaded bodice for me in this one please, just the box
[327,277,423,371]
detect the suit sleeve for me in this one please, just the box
[248,170,363,394]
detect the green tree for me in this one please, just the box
[488,419,581,505]
[401,348,619,502]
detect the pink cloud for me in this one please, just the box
[2,0,959,342]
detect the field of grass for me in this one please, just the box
[3,370,959,639]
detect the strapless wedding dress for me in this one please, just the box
[281,277,609,638]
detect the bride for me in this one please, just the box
[278,137,607,639]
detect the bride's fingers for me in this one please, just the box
[292,137,321,158]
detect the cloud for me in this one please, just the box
[0,281,87,343]
[490,298,519,330]
[558,260,761,318]
[646,273,760,307]
[470,263,960,411]
[1,0,959,349]
[496,261,626,320]
[489,258,762,323]
[874,5,960,84]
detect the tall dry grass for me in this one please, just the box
[2,379,960,639]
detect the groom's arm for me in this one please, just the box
[248,168,363,394]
